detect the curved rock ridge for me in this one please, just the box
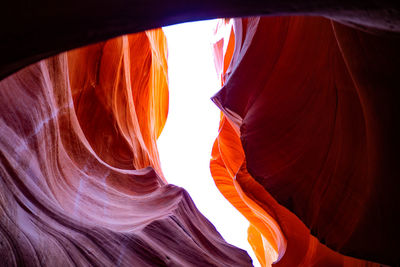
[211,17,399,266]
[68,30,168,174]
[0,29,253,266]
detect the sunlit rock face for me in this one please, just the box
[1,1,399,264]
[68,31,168,174]
[211,17,400,266]
[0,29,253,266]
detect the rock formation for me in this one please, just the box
[211,17,400,266]
[0,29,252,266]
[2,0,400,80]
[1,0,400,266]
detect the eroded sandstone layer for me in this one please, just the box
[211,17,400,266]
[1,1,400,265]
[0,29,253,266]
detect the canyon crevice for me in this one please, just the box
[1,1,400,266]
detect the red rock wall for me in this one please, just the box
[211,16,400,266]
[1,2,399,264]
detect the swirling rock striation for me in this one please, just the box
[0,29,253,266]
[1,0,400,265]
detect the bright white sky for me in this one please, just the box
[158,20,260,266]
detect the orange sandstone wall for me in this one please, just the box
[68,30,168,175]
[211,17,399,266]
[1,7,399,265]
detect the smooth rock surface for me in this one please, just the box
[0,29,253,267]
[211,16,399,266]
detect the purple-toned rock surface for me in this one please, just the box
[1,0,400,266]
[0,31,253,266]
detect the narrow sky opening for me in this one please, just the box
[157,20,260,266]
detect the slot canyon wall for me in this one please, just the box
[0,30,252,266]
[1,0,400,266]
[210,17,400,266]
